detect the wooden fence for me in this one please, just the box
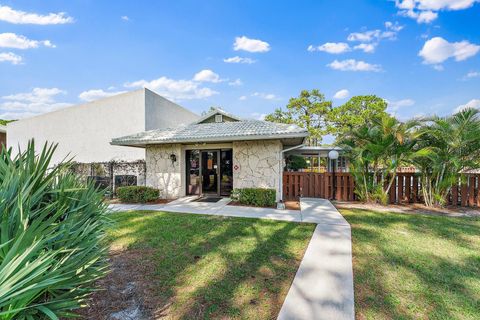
[283,172,480,207]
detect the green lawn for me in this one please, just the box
[104,211,315,319]
[341,209,480,320]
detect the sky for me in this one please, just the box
[0,0,479,123]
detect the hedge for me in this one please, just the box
[117,186,159,203]
[231,188,276,207]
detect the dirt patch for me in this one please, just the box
[76,249,167,319]
[284,201,301,211]
[334,201,480,217]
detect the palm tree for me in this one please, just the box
[340,114,417,204]
[411,108,480,206]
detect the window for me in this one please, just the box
[114,175,137,189]
[215,114,223,123]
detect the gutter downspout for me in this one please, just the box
[279,143,305,203]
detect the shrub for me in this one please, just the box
[231,188,276,207]
[0,141,109,319]
[117,186,159,203]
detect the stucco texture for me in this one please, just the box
[232,140,282,201]
[146,144,183,199]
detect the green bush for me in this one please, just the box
[0,141,109,319]
[117,186,159,203]
[231,188,276,207]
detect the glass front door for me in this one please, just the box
[186,149,233,196]
[201,151,219,194]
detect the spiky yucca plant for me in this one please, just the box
[0,141,109,319]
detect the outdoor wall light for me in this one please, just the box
[170,154,177,164]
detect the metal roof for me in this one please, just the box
[111,119,308,147]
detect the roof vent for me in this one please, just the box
[215,114,223,123]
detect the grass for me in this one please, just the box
[341,208,480,320]
[105,211,315,319]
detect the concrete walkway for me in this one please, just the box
[108,197,355,320]
[109,197,302,222]
[278,198,354,320]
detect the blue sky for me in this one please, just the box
[0,0,479,122]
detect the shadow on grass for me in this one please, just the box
[342,208,480,320]
[108,210,315,319]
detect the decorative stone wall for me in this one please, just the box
[232,140,282,201]
[146,144,183,199]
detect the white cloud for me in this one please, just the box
[252,92,277,100]
[193,69,222,83]
[0,5,73,25]
[0,88,70,119]
[78,89,127,102]
[121,16,129,21]
[251,112,267,120]
[454,99,480,113]
[308,42,351,54]
[354,43,376,53]
[347,22,403,43]
[228,79,243,86]
[223,56,256,64]
[0,33,55,49]
[233,36,270,53]
[239,95,247,101]
[387,98,415,112]
[124,76,218,100]
[419,37,480,66]
[347,30,381,42]
[395,0,479,23]
[0,52,22,64]
[463,71,480,79]
[327,59,382,72]
[333,89,350,99]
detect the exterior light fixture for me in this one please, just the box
[328,149,339,201]
[170,154,177,165]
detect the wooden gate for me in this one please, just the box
[283,172,355,201]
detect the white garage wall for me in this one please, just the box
[6,88,199,164]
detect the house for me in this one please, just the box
[111,108,309,201]
[7,89,199,189]
[7,88,199,164]
[0,125,6,147]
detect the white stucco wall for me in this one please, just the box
[146,144,183,199]
[6,88,199,165]
[232,140,282,201]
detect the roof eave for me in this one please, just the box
[111,132,309,148]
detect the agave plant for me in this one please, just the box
[0,141,109,319]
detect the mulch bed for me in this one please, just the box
[227,201,277,209]
[334,201,480,217]
[227,201,301,211]
[106,198,173,205]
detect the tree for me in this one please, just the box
[328,95,388,139]
[410,108,480,206]
[340,114,417,204]
[265,89,332,145]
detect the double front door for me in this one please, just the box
[186,149,233,196]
